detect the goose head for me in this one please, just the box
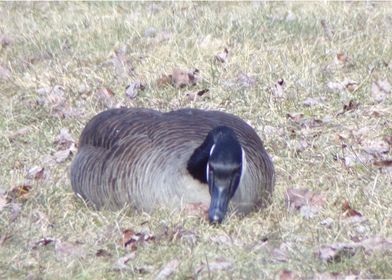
[187,126,244,224]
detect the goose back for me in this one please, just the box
[71,108,274,214]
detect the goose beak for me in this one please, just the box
[208,184,230,224]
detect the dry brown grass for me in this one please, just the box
[1,2,391,279]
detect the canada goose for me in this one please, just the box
[71,108,274,223]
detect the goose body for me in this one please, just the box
[71,108,274,222]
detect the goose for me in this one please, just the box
[70,108,274,223]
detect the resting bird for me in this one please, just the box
[71,108,274,223]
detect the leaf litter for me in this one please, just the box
[285,188,327,218]
[317,237,392,263]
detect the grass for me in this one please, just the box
[1,2,392,279]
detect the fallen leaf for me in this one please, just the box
[342,200,362,217]
[285,188,326,218]
[54,128,75,150]
[6,184,32,201]
[53,148,73,163]
[337,100,360,116]
[278,270,300,280]
[215,48,229,63]
[171,68,198,88]
[185,89,209,101]
[373,160,392,168]
[335,52,349,64]
[155,259,180,280]
[96,249,112,258]
[317,237,392,263]
[120,229,155,251]
[195,258,233,275]
[270,79,285,98]
[31,238,56,249]
[361,139,390,155]
[94,87,115,108]
[27,166,45,180]
[113,252,136,270]
[125,82,145,99]
[371,79,391,102]
[156,74,172,88]
[161,225,198,245]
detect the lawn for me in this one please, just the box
[0,2,391,279]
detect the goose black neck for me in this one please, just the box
[187,126,242,184]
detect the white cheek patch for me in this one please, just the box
[240,147,247,182]
[206,144,216,182]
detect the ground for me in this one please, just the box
[0,2,391,279]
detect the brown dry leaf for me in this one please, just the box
[125,82,145,99]
[156,74,172,88]
[278,270,300,280]
[342,200,362,217]
[335,52,349,64]
[94,87,115,108]
[155,259,180,280]
[31,238,56,249]
[185,89,209,102]
[54,128,75,150]
[318,237,392,263]
[285,188,326,218]
[161,225,198,245]
[53,148,73,163]
[373,160,392,168]
[171,68,198,88]
[27,166,45,180]
[361,139,390,155]
[0,64,11,80]
[371,79,391,103]
[337,100,360,116]
[270,79,285,98]
[6,184,32,201]
[215,48,229,63]
[8,127,31,141]
[96,249,112,258]
[113,252,136,270]
[120,229,155,251]
[195,258,233,275]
